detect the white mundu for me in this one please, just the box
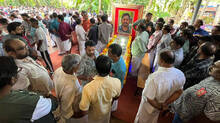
[135,67,185,123]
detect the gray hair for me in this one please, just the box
[62,54,81,72]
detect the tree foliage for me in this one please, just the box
[0,0,219,20]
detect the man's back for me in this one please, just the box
[145,67,185,102]
[135,67,185,123]
[53,67,82,121]
[88,24,98,44]
[98,22,112,44]
[0,90,39,122]
[80,75,121,121]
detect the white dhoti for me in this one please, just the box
[131,55,144,77]
[96,41,107,53]
[50,34,57,47]
[135,101,160,123]
[111,100,118,112]
[78,40,86,56]
[56,38,71,54]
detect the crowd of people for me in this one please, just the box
[0,6,220,123]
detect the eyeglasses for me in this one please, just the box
[15,45,28,51]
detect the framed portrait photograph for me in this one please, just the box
[112,4,144,38]
[118,11,134,34]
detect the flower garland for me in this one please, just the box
[123,35,132,84]
[101,35,117,55]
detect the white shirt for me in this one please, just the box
[75,25,86,42]
[35,27,48,52]
[31,96,52,122]
[135,67,185,123]
[79,75,121,122]
[172,48,184,67]
[12,57,53,95]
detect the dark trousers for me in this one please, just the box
[40,50,54,72]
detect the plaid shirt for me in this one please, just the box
[180,54,214,89]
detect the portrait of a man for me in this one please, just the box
[118,12,133,34]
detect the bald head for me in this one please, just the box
[199,42,216,57]
[209,61,220,81]
[159,50,175,65]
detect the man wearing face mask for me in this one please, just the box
[3,39,53,96]
[171,60,220,123]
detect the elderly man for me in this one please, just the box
[3,39,53,95]
[135,50,185,123]
[77,40,99,86]
[119,13,131,34]
[79,55,121,123]
[53,54,84,123]
[171,60,220,123]
[0,56,58,122]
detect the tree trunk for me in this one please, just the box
[61,0,63,7]
[99,0,101,13]
[4,0,7,6]
[34,0,40,8]
[175,0,189,24]
[146,0,153,12]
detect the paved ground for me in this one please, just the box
[111,116,127,123]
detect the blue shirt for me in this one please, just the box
[194,28,209,36]
[112,57,127,88]
[51,18,60,32]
